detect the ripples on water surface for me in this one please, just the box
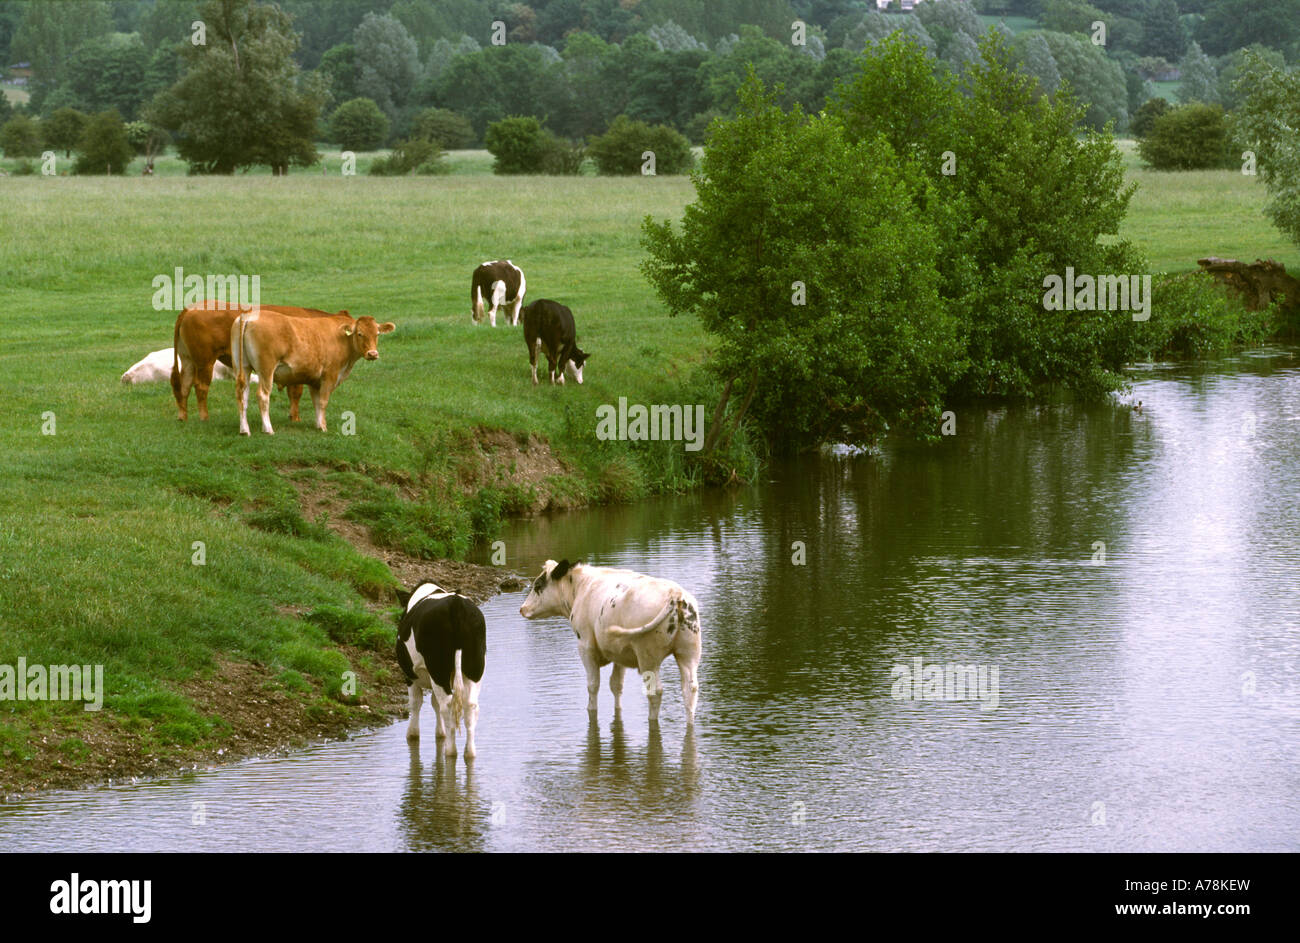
[4,353,1299,851]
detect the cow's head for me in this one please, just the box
[343,316,395,360]
[520,558,578,619]
[564,348,590,385]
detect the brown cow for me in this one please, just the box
[171,302,344,421]
[232,308,395,435]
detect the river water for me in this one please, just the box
[3,352,1299,852]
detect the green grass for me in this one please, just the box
[0,171,750,768]
[1,83,29,104]
[1114,139,1300,272]
[0,147,1294,772]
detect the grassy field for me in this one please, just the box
[1,83,29,104]
[0,171,740,786]
[1,145,1295,787]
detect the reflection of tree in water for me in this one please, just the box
[398,740,490,852]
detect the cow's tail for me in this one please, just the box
[602,595,681,638]
[170,313,183,394]
[450,652,467,732]
[471,276,484,324]
[232,309,248,382]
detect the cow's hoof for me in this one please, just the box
[464,745,476,760]
[406,729,419,741]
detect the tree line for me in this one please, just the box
[1,0,1297,174]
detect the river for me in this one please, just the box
[3,351,1298,851]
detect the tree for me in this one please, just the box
[368,136,447,175]
[148,0,323,174]
[832,33,1144,399]
[1139,0,1187,61]
[1231,53,1300,247]
[434,44,562,139]
[0,93,13,128]
[411,108,475,149]
[642,73,960,451]
[43,107,88,157]
[66,32,149,120]
[317,42,358,106]
[1039,0,1110,36]
[587,115,693,174]
[1014,32,1060,96]
[11,1,112,101]
[1217,44,1285,112]
[843,11,936,56]
[74,109,134,173]
[483,115,547,174]
[329,97,389,150]
[1129,96,1170,138]
[1177,42,1218,105]
[1195,0,1300,57]
[646,19,708,52]
[0,114,42,157]
[352,12,420,119]
[1138,103,1235,169]
[914,0,982,58]
[1039,30,1127,131]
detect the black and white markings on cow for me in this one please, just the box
[521,299,589,386]
[395,581,487,758]
[470,260,526,327]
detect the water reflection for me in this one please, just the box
[400,741,489,853]
[3,351,1298,852]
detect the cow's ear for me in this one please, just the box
[551,559,574,581]
[341,324,354,336]
[396,588,412,607]
[378,322,395,334]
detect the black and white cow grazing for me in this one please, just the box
[470,259,526,327]
[395,582,487,758]
[519,559,701,724]
[521,299,590,386]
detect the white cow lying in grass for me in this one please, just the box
[519,559,701,724]
[121,348,254,384]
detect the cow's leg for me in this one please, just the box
[406,683,423,740]
[510,295,523,326]
[236,371,251,436]
[194,360,216,422]
[256,370,274,435]
[431,683,457,758]
[638,660,664,725]
[288,384,304,422]
[609,664,625,713]
[548,356,559,385]
[313,379,335,432]
[675,652,700,725]
[530,339,540,385]
[580,647,601,715]
[462,679,480,760]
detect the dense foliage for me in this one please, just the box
[645,33,1150,451]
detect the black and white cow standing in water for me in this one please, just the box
[470,259,526,327]
[521,299,590,385]
[395,582,486,758]
[519,560,700,724]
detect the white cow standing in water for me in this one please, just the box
[519,559,701,724]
